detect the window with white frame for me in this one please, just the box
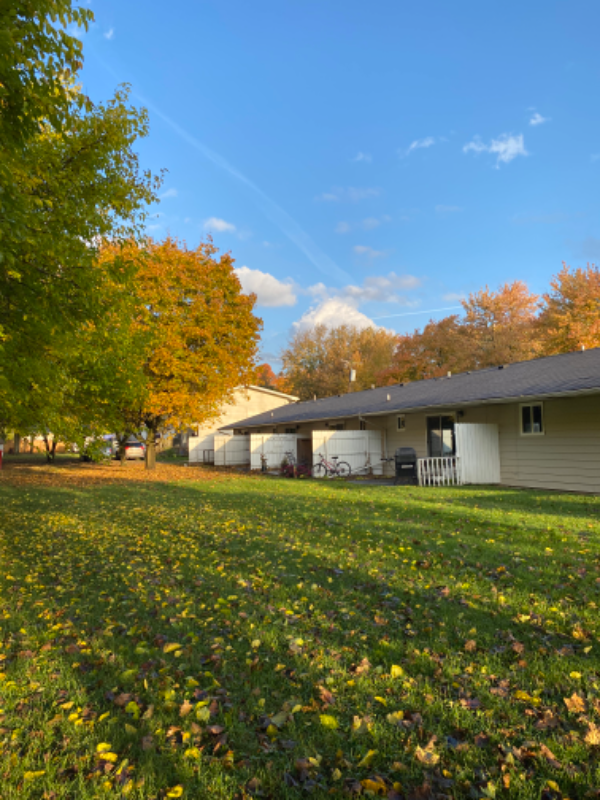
[397,415,406,431]
[521,403,544,435]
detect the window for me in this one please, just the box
[397,415,406,431]
[284,427,297,434]
[521,403,543,435]
[330,422,345,431]
[359,420,366,431]
[427,415,455,457]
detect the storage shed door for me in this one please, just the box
[311,430,383,475]
[455,423,500,484]
[214,434,250,466]
[250,434,298,470]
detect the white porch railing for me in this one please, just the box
[418,456,462,486]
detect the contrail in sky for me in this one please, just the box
[91,51,352,284]
[371,305,463,321]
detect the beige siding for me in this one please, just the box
[194,387,297,448]
[495,396,600,493]
[246,394,600,493]
[380,398,600,492]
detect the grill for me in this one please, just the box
[394,447,418,485]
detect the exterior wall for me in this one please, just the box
[494,395,600,493]
[243,393,600,493]
[192,387,298,456]
[382,396,600,492]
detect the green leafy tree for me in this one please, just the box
[0,2,160,437]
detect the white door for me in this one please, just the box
[311,430,383,475]
[455,423,500,484]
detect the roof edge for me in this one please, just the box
[229,385,600,429]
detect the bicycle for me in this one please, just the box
[311,452,352,479]
[281,450,311,478]
[283,450,297,466]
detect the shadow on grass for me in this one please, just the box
[1,476,599,798]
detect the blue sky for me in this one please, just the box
[79,1,600,366]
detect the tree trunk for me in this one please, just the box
[145,436,156,470]
[117,434,129,466]
[43,435,55,463]
[14,434,20,454]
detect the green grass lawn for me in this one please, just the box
[1,470,599,799]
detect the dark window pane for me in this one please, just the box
[427,417,442,457]
[427,416,455,456]
[522,406,532,433]
[532,405,543,433]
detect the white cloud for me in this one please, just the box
[203,216,236,233]
[336,216,391,233]
[352,151,372,163]
[353,244,386,259]
[235,266,296,307]
[442,292,466,302]
[316,187,380,202]
[402,137,436,157]
[463,133,528,166]
[160,188,178,200]
[342,273,421,303]
[362,217,381,230]
[104,28,114,40]
[293,298,379,331]
[294,272,421,331]
[435,205,463,214]
[529,112,549,126]
[308,273,420,307]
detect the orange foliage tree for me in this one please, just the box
[377,315,467,384]
[538,264,600,353]
[255,363,291,393]
[461,280,540,368]
[378,281,540,384]
[101,237,262,468]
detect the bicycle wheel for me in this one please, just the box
[335,461,352,478]
[311,462,328,479]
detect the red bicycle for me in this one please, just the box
[311,452,352,479]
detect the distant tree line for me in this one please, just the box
[266,265,600,401]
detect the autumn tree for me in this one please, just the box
[461,281,540,368]
[281,325,397,400]
[379,281,540,385]
[538,263,600,353]
[255,363,291,393]
[377,315,468,384]
[101,238,262,469]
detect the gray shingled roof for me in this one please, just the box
[227,348,600,430]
